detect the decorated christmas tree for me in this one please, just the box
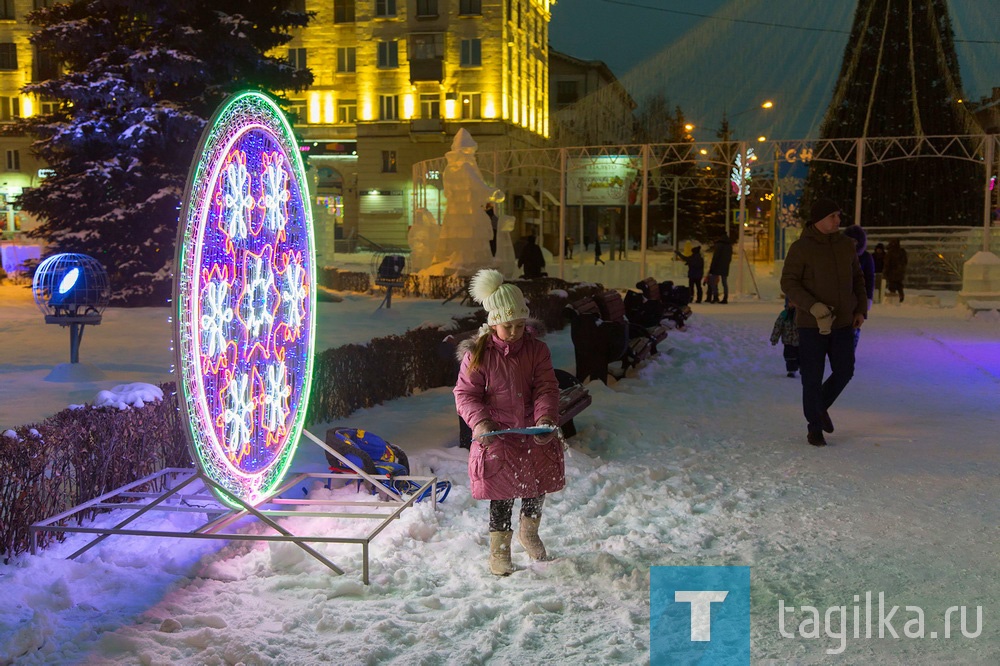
[801,0,981,228]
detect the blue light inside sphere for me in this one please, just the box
[58,268,80,295]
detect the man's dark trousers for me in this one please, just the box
[798,327,855,433]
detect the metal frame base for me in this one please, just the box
[29,465,439,585]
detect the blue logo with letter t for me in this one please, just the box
[650,566,750,665]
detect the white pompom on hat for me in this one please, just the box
[469,269,529,326]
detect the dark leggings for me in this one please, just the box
[489,495,544,532]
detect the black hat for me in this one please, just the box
[809,198,841,225]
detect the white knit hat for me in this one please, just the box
[469,269,529,326]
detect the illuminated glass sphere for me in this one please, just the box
[173,91,316,505]
[31,253,111,317]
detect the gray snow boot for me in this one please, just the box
[489,530,515,576]
[518,515,547,560]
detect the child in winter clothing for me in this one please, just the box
[770,299,800,377]
[704,274,721,303]
[453,269,564,576]
[675,244,705,303]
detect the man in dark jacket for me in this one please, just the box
[517,235,546,279]
[708,235,734,304]
[780,199,868,446]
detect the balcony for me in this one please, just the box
[409,118,445,141]
[409,59,443,83]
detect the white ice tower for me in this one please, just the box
[427,129,503,275]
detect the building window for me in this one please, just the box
[337,99,357,123]
[287,48,307,72]
[377,41,399,68]
[0,43,17,71]
[289,0,306,11]
[420,93,440,119]
[287,99,307,124]
[5,149,19,171]
[460,39,481,67]
[336,47,356,73]
[556,80,579,105]
[0,0,14,20]
[334,0,355,23]
[416,0,437,17]
[379,95,399,120]
[381,150,397,173]
[411,33,444,60]
[459,0,481,14]
[0,96,20,121]
[33,48,59,81]
[460,93,481,119]
[375,0,396,17]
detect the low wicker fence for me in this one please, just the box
[1,272,602,560]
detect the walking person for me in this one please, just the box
[709,233,734,304]
[872,242,886,302]
[675,243,705,303]
[883,238,908,303]
[842,224,874,349]
[594,236,605,265]
[770,298,800,378]
[453,269,564,575]
[780,199,868,447]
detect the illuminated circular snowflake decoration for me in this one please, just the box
[174,91,315,506]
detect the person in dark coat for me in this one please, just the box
[517,235,546,279]
[883,238,908,303]
[842,225,875,349]
[675,244,705,303]
[871,242,886,302]
[708,235,734,304]
[485,203,499,257]
[780,198,868,447]
[594,236,605,265]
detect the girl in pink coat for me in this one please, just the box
[453,269,564,575]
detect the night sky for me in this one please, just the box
[548,0,999,140]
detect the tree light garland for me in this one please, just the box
[173,92,316,506]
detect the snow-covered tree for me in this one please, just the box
[14,0,312,305]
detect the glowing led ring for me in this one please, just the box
[174,91,316,505]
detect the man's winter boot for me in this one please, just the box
[518,515,547,560]
[489,530,515,576]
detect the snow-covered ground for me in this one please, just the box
[2,262,1000,664]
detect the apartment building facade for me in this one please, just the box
[0,0,554,260]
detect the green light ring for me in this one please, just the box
[173,91,316,506]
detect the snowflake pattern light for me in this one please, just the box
[174,92,316,506]
[731,148,754,201]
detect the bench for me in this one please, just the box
[564,293,629,384]
[632,277,692,329]
[596,289,667,358]
[565,290,662,384]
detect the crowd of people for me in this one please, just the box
[461,196,912,573]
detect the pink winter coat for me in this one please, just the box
[453,331,564,500]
